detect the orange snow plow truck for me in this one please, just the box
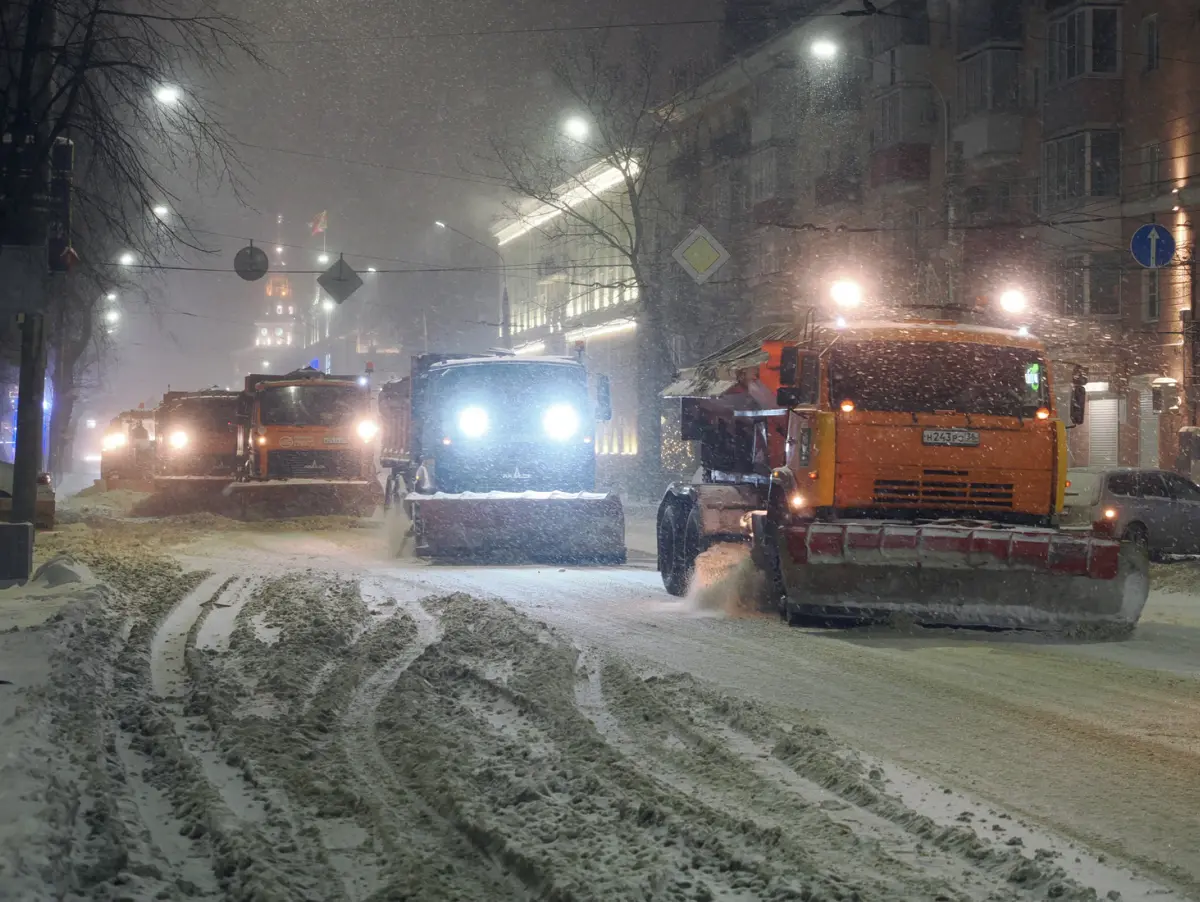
[224,367,382,517]
[657,321,1150,631]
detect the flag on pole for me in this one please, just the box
[310,211,328,235]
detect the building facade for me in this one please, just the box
[650,0,1200,470]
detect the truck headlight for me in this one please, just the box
[102,433,127,452]
[168,430,189,450]
[356,419,379,441]
[458,406,489,438]
[543,403,580,441]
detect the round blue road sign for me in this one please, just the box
[1130,223,1176,269]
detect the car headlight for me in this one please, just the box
[168,430,189,450]
[457,406,489,438]
[356,419,379,441]
[543,403,580,441]
[102,433,127,452]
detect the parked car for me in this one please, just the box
[1064,467,1200,558]
[0,461,56,529]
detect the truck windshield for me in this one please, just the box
[259,384,361,427]
[430,362,589,431]
[165,400,237,431]
[830,341,1050,417]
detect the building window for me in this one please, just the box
[1142,15,1160,72]
[1047,7,1120,84]
[957,49,1021,118]
[1042,130,1120,207]
[260,327,268,336]
[276,305,283,315]
[288,305,294,314]
[749,148,776,205]
[1142,143,1164,196]
[1144,269,1161,321]
[1062,253,1122,316]
[879,91,901,146]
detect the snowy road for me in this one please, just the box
[3,515,1199,901]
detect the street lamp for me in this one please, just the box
[154,85,181,106]
[367,267,377,273]
[275,245,284,254]
[563,116,589,141]
[434,220,446,229]
[999,289,1027,314]
[322,299,335,312]
[118,251,135,266]
[317,252,330,265]
[105,292,117,301]
[105,309,120,324]
[830,279,863,308]
[811,39,838,60]
[152,204,169,219]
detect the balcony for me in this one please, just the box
[815,168,862,206]
[1043,79,1122,136]
[870,143,931,188]
[953,111,1024,163]
[710,130,750,162]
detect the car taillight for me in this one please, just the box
[36,473,51,486]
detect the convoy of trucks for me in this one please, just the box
[82,302,1149,632]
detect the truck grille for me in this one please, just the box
[873,469,1014,509]
[267,449,363,479]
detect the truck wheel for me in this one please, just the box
[659,504,699,596]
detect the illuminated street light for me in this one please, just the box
[152,204,169,218]
[275,245,284,254]
[118,251,135,266]
[86,419,97,430]
[434,220,447,228]
[317,252,330,265]
[999,289,1027,314]
[262,360,270,368]
[563,116,589,141]
[154,85,181,106]
[830,279,863,308]
[105,292,117,301]
[105,309,120,324]
[811,40,838,60]
[322,299,336,312]
[367,266,377,273]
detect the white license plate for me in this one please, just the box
[922,429,980,447]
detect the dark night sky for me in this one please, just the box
[96,0,722,415]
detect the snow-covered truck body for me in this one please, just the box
[380,352,625,563]
[657,322,1150,631]
[226,368,382,516]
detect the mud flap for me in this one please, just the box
[224,478,382,519]
[777,522,1150,631]
[407,491,625,564]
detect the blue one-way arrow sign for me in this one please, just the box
[1130,223,1176,269]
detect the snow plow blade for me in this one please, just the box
[773,522,1149,632]
[143,476,238,515]
[223,478,382,519]
[408,491,625,564]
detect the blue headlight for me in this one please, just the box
[542,403,580,441]
[457,406,489,437]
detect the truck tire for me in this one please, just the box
[659,503,699,597]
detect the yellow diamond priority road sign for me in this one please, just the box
[673,225,730,285]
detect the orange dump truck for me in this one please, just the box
[153,389,241,503]
[657,320,1149,631]
[225,367,382,517]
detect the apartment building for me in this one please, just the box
[653,0,1200,469]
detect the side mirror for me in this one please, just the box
[596,375,613,422]
[776,351,819,407]
[1070,385,1086,426]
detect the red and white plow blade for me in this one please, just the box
[777,522,1150,630]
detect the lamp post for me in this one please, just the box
[435,220,509,348]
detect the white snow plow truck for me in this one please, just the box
[379,350,625,564]
[657,321,1150,631]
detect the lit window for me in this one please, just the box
[277,305,283,315]
[275,327,283,336]
[260,327,268,335]
[288,306,294,314]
